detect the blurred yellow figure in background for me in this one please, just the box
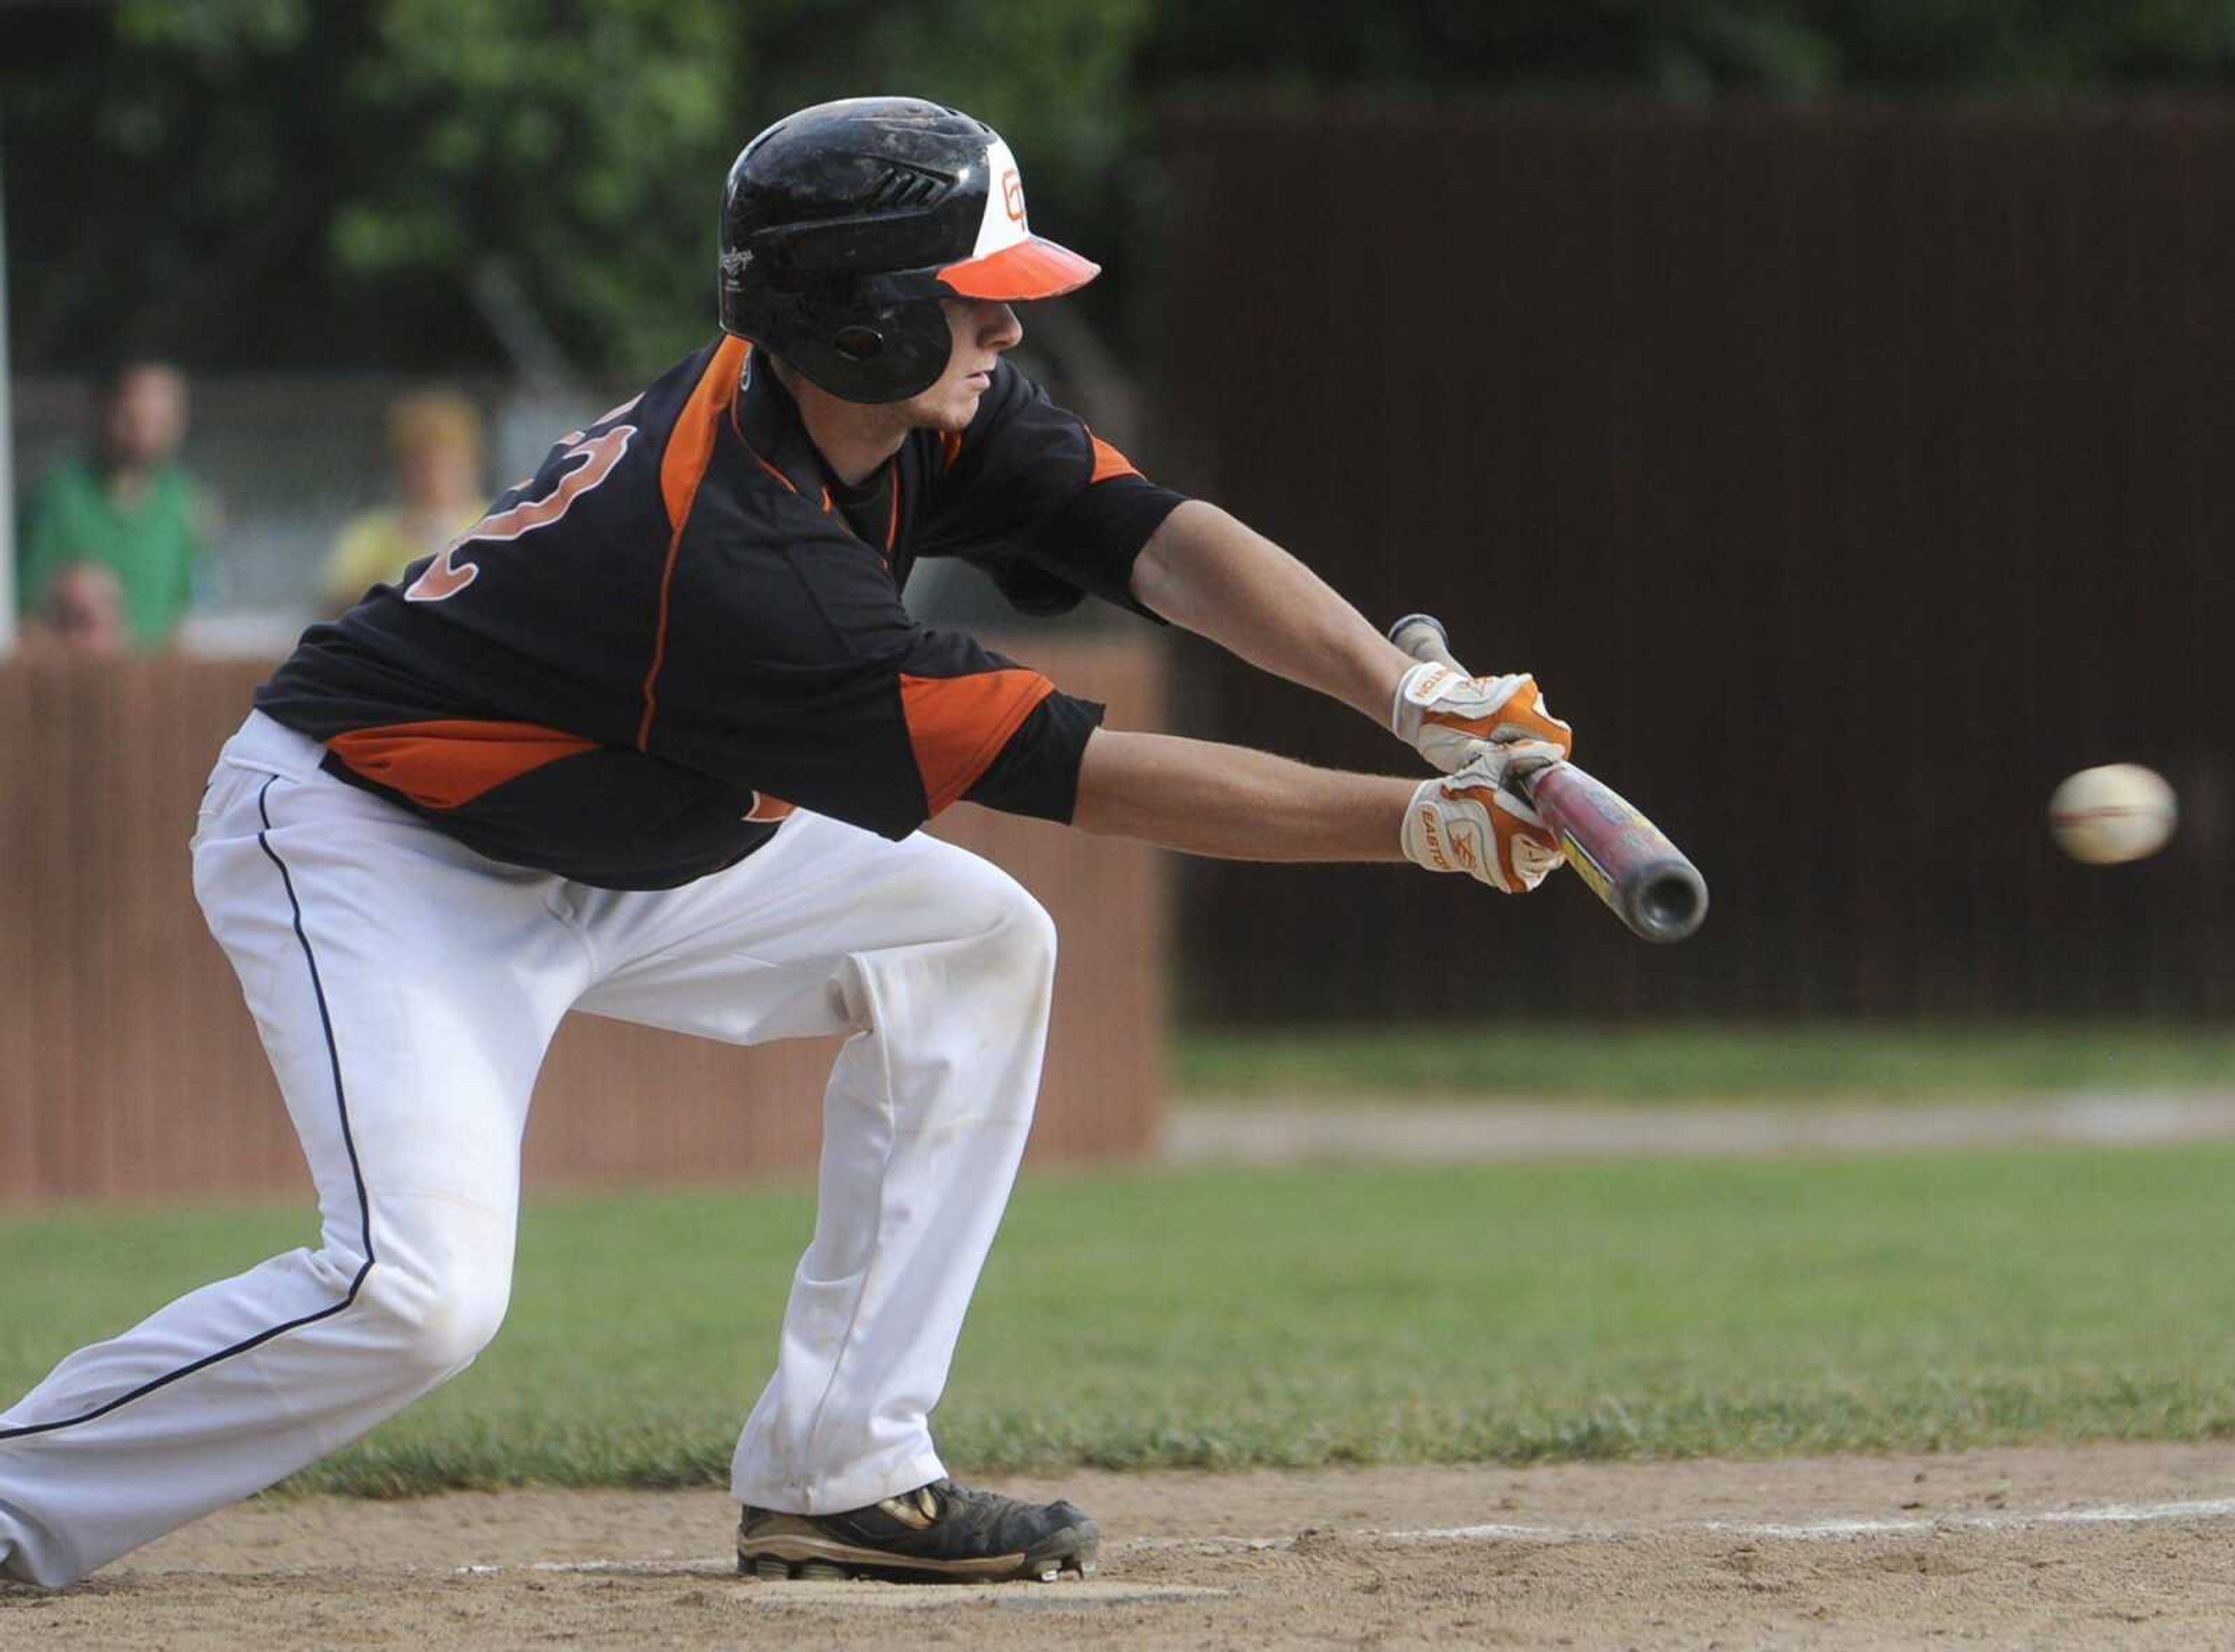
[321,390,486,613]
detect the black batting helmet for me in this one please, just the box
[718,97,1099,403]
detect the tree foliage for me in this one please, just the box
[3,0,1151,376]
[335,0,742,375]
[5,0,2233,376]
[1143,1,2235,98]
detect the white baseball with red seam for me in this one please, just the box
[2047,764,2177,864]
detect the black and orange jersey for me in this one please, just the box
[256,340,1186,889]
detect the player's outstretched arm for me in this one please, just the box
[1072,727,1411,861]
[1070,728,1564,893]
[1128,500,1576,775]
[1129,500,1414,727]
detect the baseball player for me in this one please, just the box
[0,97,1571,1589]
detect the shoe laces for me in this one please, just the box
[874,1482,945,1529]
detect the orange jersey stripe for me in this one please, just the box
[327,719,597,811]
[639,336,747,749]
[899,669,1056,816]
[1087,432,1139,484]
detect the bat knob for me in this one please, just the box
[1386,612,1448,648]
[1387,612,1461,670]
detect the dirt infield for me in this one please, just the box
[9,1443,2235,1649]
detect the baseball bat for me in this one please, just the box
[1390,613,1708,944]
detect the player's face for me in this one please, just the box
[898,300,1023,432]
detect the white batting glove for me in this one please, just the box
[1392,661,1574,775]
[1400,740,1568,894]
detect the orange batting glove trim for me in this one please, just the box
[1393,663,1576,775]
[1419,675,1572,756]
[1400,744,1567,895]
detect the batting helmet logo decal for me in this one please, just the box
[1001,167,1024,223]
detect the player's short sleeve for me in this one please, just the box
[960,690,1106,823]
[916,361,1187,620]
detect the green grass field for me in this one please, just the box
[1175,1024,2235,1102]
[8,1146,2235,1497]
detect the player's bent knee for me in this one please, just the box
[988,882,1058,987]
[945,878,1057,1017]
[353,1256,513,1376]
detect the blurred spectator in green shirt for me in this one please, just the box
[16,363,205,649]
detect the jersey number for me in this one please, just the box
[406,424,638,603]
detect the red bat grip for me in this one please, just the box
[1388,613,1707,943]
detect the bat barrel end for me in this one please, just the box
[1626,862,1709,943]
[1385,609,1709,944]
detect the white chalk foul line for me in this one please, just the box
[451,1494,2235,1578]
[458,1556,735,1576]
[1374,1521,1597,1544]
[1389,1494,2235,1546]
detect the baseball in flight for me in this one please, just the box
[2047,764,2177,865]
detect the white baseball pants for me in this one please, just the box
[0,711,1056,1587]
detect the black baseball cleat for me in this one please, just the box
[737,1479,1098,1583]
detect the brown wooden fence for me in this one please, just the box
[0,641,1166,1202]
[1152,95,2235,1022]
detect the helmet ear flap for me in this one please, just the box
[776,289,952,403]
[721,253,953,403]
